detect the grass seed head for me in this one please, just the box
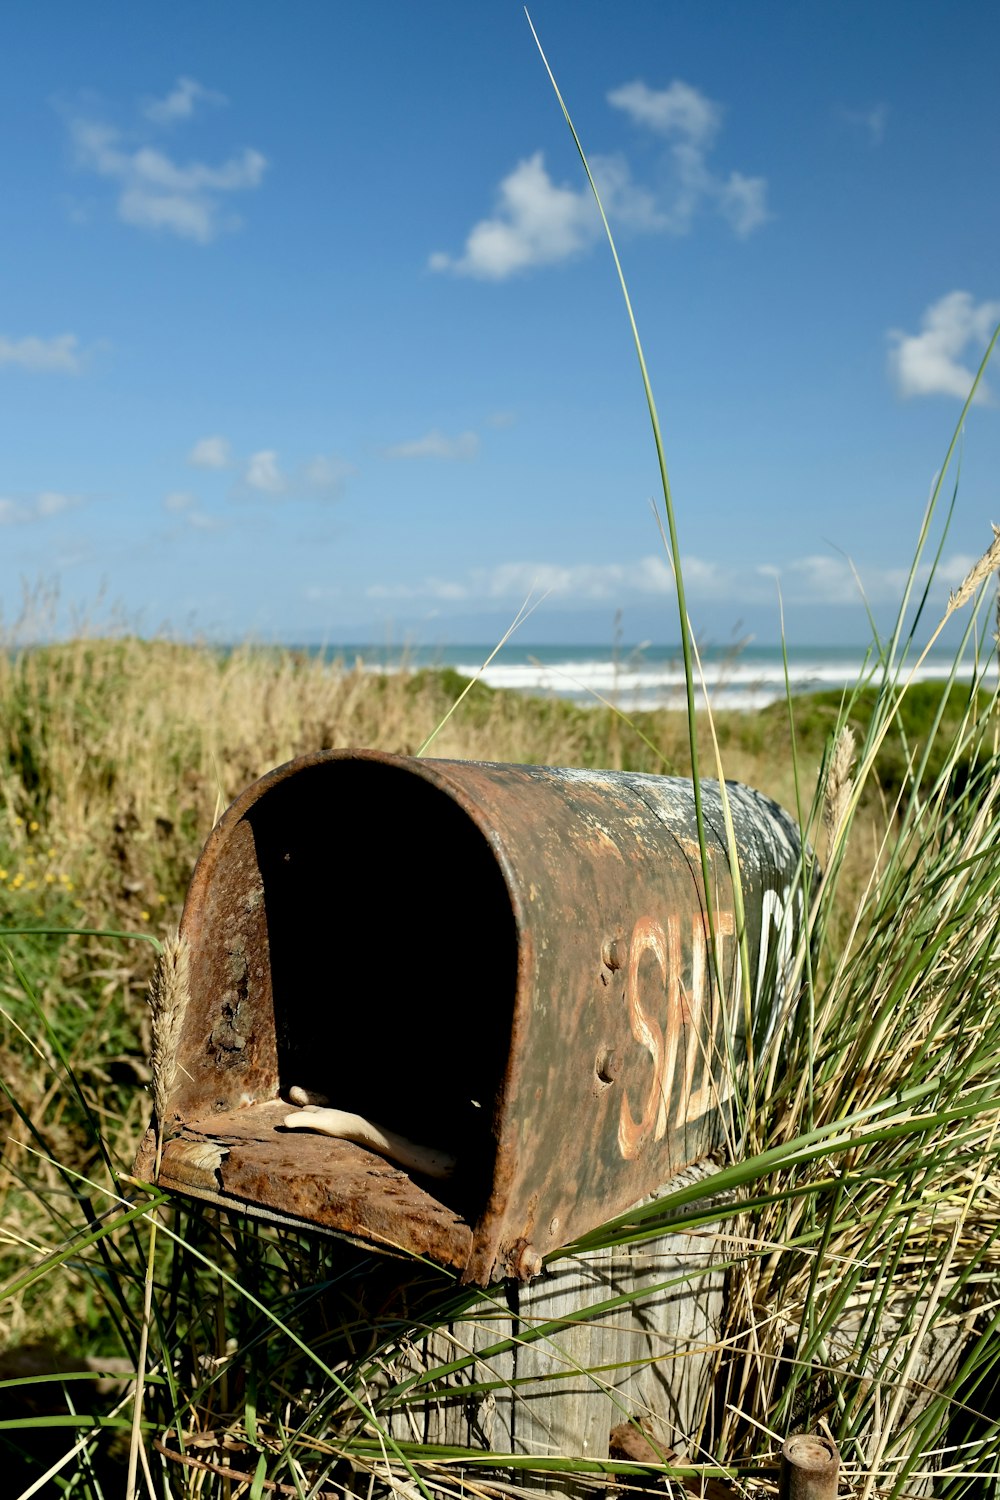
[948,523,1000,615]
[822,724,857,844]
[147,930,191,1126]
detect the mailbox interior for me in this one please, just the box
[251,759,519,1205]
[160,757,520,1257]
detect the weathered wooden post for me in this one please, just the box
[135,751,806,1481]
[379,1156,731,1480]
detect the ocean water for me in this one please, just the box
[319,642,1000,713]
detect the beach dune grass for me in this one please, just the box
[2,614,1000,1494]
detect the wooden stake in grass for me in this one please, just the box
[126,931,191,1500]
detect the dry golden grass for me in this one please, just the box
[0,635,818,931]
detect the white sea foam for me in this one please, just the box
[447,654,998,712]
[351,645,998,712]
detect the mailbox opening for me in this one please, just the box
[146,754,523,1258]
[247,757,519,1218]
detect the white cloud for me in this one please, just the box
[479,560,624,600]
[192,435,338,494]
[0,492,79,525]
[672,556,727,593]
[716,171,769,238]
[244,449,287,494]
[888,291,1000,402]
[36,491,76,517]
[431,79,767,279]
[190,434,347,500]
[430,153,599,280]
[70,106,267,243]
[0,333,87,373]
[188,434,232,468]
[235,449,350,499]
[364,549,985,613]
[759,555,861,606]
[607,79,720,146]
[386,428,480,460]
[369,556,675,604]
[755,552,991,607]
[476,556,683,601]
[590,152,669,231]
[609,79,769,240]
[143,77,226,126]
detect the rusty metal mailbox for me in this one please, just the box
[135,751,804,1285]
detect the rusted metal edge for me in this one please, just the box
[156,1101,475,1273]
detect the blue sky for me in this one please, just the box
[2,0,998,647]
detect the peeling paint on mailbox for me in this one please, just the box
[138,751,805,1286]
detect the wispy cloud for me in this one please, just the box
[608,79,769,237]
[188,434,232,468]
[163,490,223,530]
[164,490,197,512]
[301,455,353,493]
[609,79,718,142]
[840,103,889,145]
[367,556,674,604]
[143,76,226,126]
[757,555,864,606]
[477,558,669,601]
[365,549,977,611]
[0,491,80,525]
[237,448,352,499]
[244,449,287,494]
[68,79,267,243]
[385,429,480,460]
[182,434,353,499]
[0,333,88,373]
[888,291,1000,402]
[367,578,472,602]
[431,78,767,279]
[759,551,987,606]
